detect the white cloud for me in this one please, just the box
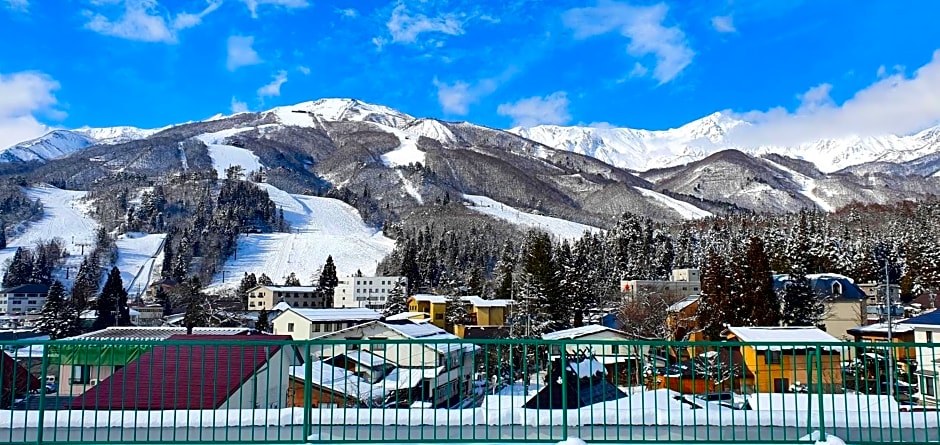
[432,69,516,115]
[629,62,648,78]
[729,50,940,145]
[83,0,220,43]
[297,65,310,75]
[226,35,263,71]
[386,2,466,45]
[4,0,29,12]
[497,92,571,127]
[241,0,309,19]
[0,71,61,149]
[372,37,388,51]
[710,15,736,33]
[336,7,358,18]
[230,96,248,113]
[257,70,288,99]
[562,1,694,84]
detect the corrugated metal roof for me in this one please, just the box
[69,327,250,340]
[901,309,940,326]
[288,308,381,322]
[342,350,389,368]
[70,334,291,410]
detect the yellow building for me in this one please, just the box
[724,326,844,393]
[406,294,448,328]
[454,296,513,339]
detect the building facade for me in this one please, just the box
[0,284,49,316]
[334,276,407,310]
[271,307,382,340]
[247,285,328,310]
[620,269,701,300]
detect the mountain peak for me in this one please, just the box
[266,97,414,128]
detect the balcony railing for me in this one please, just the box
[1,337,938,444]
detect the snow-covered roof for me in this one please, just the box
[901,309,940,327]
[410,294,447,304]
[567,357,606,379]
[848,322,914,334]
[667,295,699,312]
[264,286,319,292]
[385,311,429,321]
[287,308,381,322]
[806,273,855,283]
[460,296,512,307]
[69,326,250,340]
[726,326,842,350]
[272,301,292,312]
[342,350,389,368]
[542,324,630,340]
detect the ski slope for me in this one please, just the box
[114,232,166,298]
[762,158,835,212]
[462,194,601,241]
[632,187,713,220]
[0,187,98,288]
[208,184,396,288]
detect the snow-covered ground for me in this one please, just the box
[632,187,713,220]
[377,123,427,167]
[462,194,601,241]
[0,187,97,288]
[113,232,166,298]
[207,184,395,289]
[762,159,835,212]
[397,170,423,204]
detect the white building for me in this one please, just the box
[271,307,382,340]
[620,268,700,299]
[334,276,407,310]
[247,285,328,310]
[0,284,50,316]
[900,310,940,407]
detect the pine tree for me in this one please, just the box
[182,277,209,333]
[94,267,130,330]
[780,265,822,327]
[2,247,34,287]
[697,249,731,339]
[256,308,271,333]
[284,272,301,286]
[444,293,470,333]
[493,242,515,300]
[237,272,258,310]
[382,278,408,317]
[0,225,6,249]
[155,287,172,316]
[742,236,781,326]
[35,281,80,339]
[258,273,274,286]
[319,255,339,304]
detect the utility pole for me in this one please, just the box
[75,242,91,256]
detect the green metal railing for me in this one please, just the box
[1,336,939,444]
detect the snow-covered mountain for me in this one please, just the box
[1,125,160,163]
[511,113,940,173]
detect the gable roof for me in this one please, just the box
[900,309,940,327]
[320,320,474,355]
[725,326,842,351]
[70,334,291,410]
[409,294,447,304]
[1,352,41,406]
[542,325,632,340]
[667,295,700,312]
[282,308,381,323]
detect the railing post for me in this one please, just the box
[302,342,312,442]
[815,344,826,440]
[36,341,50,445]
[560,340,568,441]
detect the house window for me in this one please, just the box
[925,376,936,397]
[312,324,321,332]
[832,282,843,296]
[612,344,620,354]
[70,365,91,385]
[435,313,444,320]
[287,323,295,333]
[765,351,782,365]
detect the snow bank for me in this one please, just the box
[462,194,601,241]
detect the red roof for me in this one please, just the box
[70,334,292,410]
[1,352,41,408]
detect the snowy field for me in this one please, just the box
[207,184,395,288]
[632,187,713,220]
[462,195,601,241]
[762,158,835,212]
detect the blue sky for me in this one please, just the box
[1,0,940,148]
